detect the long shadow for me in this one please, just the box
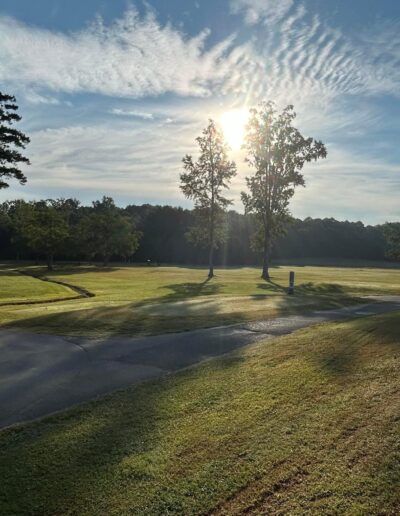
[1,274,225,337]
[3,307,399,513]
[0,341,247,513]
[256,280,286,293]
[296,282,347,295]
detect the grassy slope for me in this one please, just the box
[0,266,75,304]
[1,312,399,515]
[1,264,400,337]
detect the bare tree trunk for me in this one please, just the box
[47,253,54,271]
[261,230,271,281]
[208,205,215,278]
[208,243,214,278]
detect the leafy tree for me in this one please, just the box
[382,223,400,261]
[2,200,34,260]
[78,196,140,265]
[25,201,70,270]
[0,92,30,189]
[180,119,237,278]
[242,102,327,280]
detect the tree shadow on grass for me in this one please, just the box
[256,281,286,293]
[306,310,400,380]
[296,282,347,295]
[1,275,225,337]
[154,277,219,303]
[3,312,400,514]
[0,346,248,514]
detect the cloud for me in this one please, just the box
[1,3,399,225]
[23,91,62,106]
[1,4,400,108]
[228,2,400,107]
[292,147,400,224]
[231,0,293,24]
[1,116,398,224]
[0,8,234,99]
[110,108,153,119]
[2,117,202,205]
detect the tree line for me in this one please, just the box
[1,199,399,268]
[0,197,139,270]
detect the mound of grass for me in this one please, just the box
[1,312,399,514]
[3,263,400,337]
[0,266,75,304]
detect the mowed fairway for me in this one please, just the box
[1,312,399,514]
[1,264,400,337]
[0,266,76,304]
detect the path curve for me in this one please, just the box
[1,296,399,429]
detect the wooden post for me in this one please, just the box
[288,271,295,295]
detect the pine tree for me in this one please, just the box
[0,92,30,189]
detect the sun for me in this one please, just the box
[219,108,248,150]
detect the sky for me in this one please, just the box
[0,0,399,224]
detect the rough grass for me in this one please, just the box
[1,264,400,337]
[1,312,399,515]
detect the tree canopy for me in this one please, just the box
[242,101,327,279]
[78,196,140,266]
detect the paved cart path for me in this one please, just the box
[1,295,399,429]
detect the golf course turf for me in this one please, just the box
[0,312,399,514]
[1,264,400,337]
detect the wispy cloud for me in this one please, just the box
[0,8,235,99]
[1,4,400,107]
[110,108,154,119]
[293,147,400,224]
[231,0,293,25]
[228,2,400,106]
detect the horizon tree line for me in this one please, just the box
[1,199,399,269]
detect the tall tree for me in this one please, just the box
[242,102,327,280]
[180,119,237,278]
[382,222,400,261]
[78,196,140,266]
[2,200,34,260]
[25,201,70,270]
[0,92,30,189]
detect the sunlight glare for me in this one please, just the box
[219,109,248,150]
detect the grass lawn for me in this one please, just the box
[1,312,399,514]
[0,265,76,304]
[1,264,400,337]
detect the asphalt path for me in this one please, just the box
[1,296,399,429]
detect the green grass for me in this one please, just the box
[1,264,400,337]
[1,312,399,515]
[0,265,75,304]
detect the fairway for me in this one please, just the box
[1,312,399,514]
[0,266,76,304]
[1,264,400,337]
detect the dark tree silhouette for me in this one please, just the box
[382,222,400,260]
[180,119,236,278]
[0,92,30,189]
[78,196,140,266]
[242,102,327,280]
